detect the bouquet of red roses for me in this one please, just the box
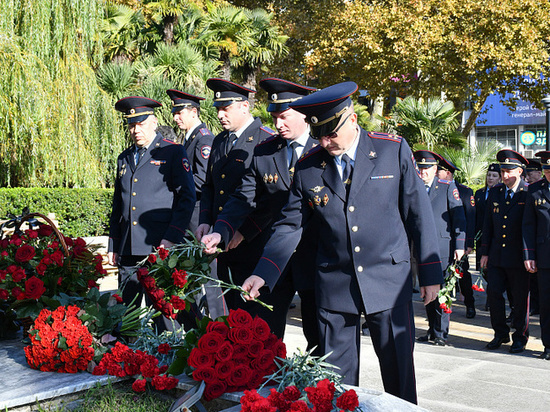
[0,223,107,319]
[240,379,360,412]
[24,305,95,373]
[168,308,286,401]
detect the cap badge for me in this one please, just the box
[130,108,135,114]
[310,116,318,124]
[271,93,278,101]
[505,158,510,163]
[215,92,221,98]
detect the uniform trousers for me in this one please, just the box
[318,301,417,404]
[538,269,550,350]
[424,299,450,341]
[458,259,475,308]
[487,265,530,344]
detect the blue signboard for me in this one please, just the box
[476,93,546,126]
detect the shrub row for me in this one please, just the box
[0,188,113,238]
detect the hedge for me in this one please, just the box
[0,188,113,238]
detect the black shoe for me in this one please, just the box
[486,336,510,350]
[509,341,526,353]
[289,303,296,309]
[530,309,540,316]
[466,307,476,319]
[434,337,446,346]
[361,321,369,336]
[416,335,432,343]
[540,349,550,360]
[412,288,420,293]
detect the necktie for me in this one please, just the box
[425,185,430,193]
[135,146,146,166]
[289,141,299,178]
[225,133,237,155]
[506,189,512,201]
[342,154,353,186]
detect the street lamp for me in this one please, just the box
[542,95,550,151]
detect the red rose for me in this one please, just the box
[272,340,286,359]
[10,237,22,246]
[172,269,188,288]
[140,275,156,290]
[24,277,46,300]
[170,295,186,310]
[188,348,215,369]
[252,317,271,341]
[336,389,359,411]
[1,251,7,257]
[227,364,251,387]
[206,321,229,337]
[36,263,47,275]
[11,267,26,282]
[214,360,234,379]
[157,343,171,354]
[158,247,169,260]
[192,366,216,383]
[50,250,64,266]
[132,378,147,392]
[228,327,253,345]
[247,340,264,358]
[216,341,234,362]
[198,331,225,353]
[227,308,253,328]
[203,379,228,401]
[25,229,39,239]
[15,244,35,263]
[38,225,54,237]
[147,254,157,264]
[251,349,275,371]
[0,288,9,300]
[136,267,149,280]
[87,280,98,289]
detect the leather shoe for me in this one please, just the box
[486,336,510,350]
[416,335,432,343]
[466,307,476,319]
[434,337,446,346]
[509,341,526,354]
[540,349,550,360]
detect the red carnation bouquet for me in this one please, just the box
[0,223,107,320]
[24,305,95,373]
[240,379,360,412]
[168,308,286,401]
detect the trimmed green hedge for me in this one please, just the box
[0,188,113,238]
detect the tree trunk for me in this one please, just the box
[163,14,178,45]
[462,90,490,138]
[242,65,257,110]
[219,52,231,80]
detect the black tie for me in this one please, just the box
[289,141,299,178]
[135,146,146,166]
[506,189,512,201]
[425,185,430,193]
[225,133,237,155]
[342,154,353,186]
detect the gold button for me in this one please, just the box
[352,226,358,232]
[504,216,507,219]
[220,190,224,195]
[219,206,223,211]
[502,234,506,238]
[132,192,136,196]
[502,225,506,228]
[506,201,510,205]
[132,206,136,211]
[502,244,506,247]
[354,246,361,252]
[221,174,226,179]
[132,221,137,226]
[349,206,355,212]
[357,266,364,272]
[134,178,138,182]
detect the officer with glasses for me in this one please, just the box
[240,81,442,404]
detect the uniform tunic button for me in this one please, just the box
[351,226,358,232]
[221,174,226,179]
[502,225,506,228]
[502,234,506,238]
[349,206,355,212]
[134,178,138,182]
[132,192,136,196]
[357,266,364,272]
[502,244,506,247]
[219,206,223,211]
[355,246,361,252]
[220,190,224,195]
[504,216,507,219]
[132,206,136,211]
[132,221,137,226]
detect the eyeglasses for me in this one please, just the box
[310,113,352,140]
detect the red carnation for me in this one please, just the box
[158,247,169,260]
[157,343,171,354]
[172,269,188,288]
[112,293,123,303]
[147,254,157,264]
[336,389,359,411]
[36,263,47,275]
[50,250,65,266]
[152,375,178,391]
[171,295,186,310]
[282,386,302,402]
[132,378,147,392]
[24,276,46,300]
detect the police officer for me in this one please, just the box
[241,82,443,404]
[108,96,195,320]
[201,78,319,349]
[525,158,542,315]
[437,155,476,318]
[414,151,466,345]
[523,151,550,360]
[525,158,542,184]
[481,150,530,353]
[195,79,274,310]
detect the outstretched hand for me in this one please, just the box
[241,275,266,300]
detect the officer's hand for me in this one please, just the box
[159,239,174,249]
[465,247,474,255]
[480,255,488,269]
[227,231,244,250]
[201,232,222,254]
[195,224,211,240]
[524,260,537,273]
[454,249,465,261]
[420,284,440,306]
[107,252,118,266]
[242,275,265,300]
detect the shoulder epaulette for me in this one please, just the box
[437,179,451,185]
[298,145,323,162]
[257,134,279,146]
[260,126,276,135]
[162,138,177,145]
[368,131,402,143]
[198,128,211,136]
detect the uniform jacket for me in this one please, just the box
[108,133,196,256]
[457,183,476,249]
[523,178,550,268]
[474,187,490,239]
[199,117,274,237]
[214,134,318,291]
[481,181,528,268]
[427,179,467,265]
[184,122,214,232]
[253,128,443,315]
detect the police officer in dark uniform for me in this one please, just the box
[525,158,542,315]
[523,151,550,360]
[437,155,476,318]
[108,96,196,321]
[201,78,319,350]
[414,151,466,346]
[195,79,274,310]
[481,150,530,353]
[241,82,443,404]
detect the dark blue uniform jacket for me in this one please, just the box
[523,178,550,268]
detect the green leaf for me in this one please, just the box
[168,253,179,268]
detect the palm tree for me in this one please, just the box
[143,0,190,45]
[442,140,501,186]
[96,61,136,99]
[101,3,144,62]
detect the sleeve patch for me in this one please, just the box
[470,195,475,207]
[411,154,421,178]
[453,188,460,201]
[182,158,190,172]
[200,145,211,159]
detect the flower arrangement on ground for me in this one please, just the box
[24,305,95,373]
[138,239,271,319]
[168,308,286,401]
[0,223,107,319]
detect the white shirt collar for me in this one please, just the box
[335,127,360,165]
[185,120,202,141]
[232,116,255,138]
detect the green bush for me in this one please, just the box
[0,188,113,238]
